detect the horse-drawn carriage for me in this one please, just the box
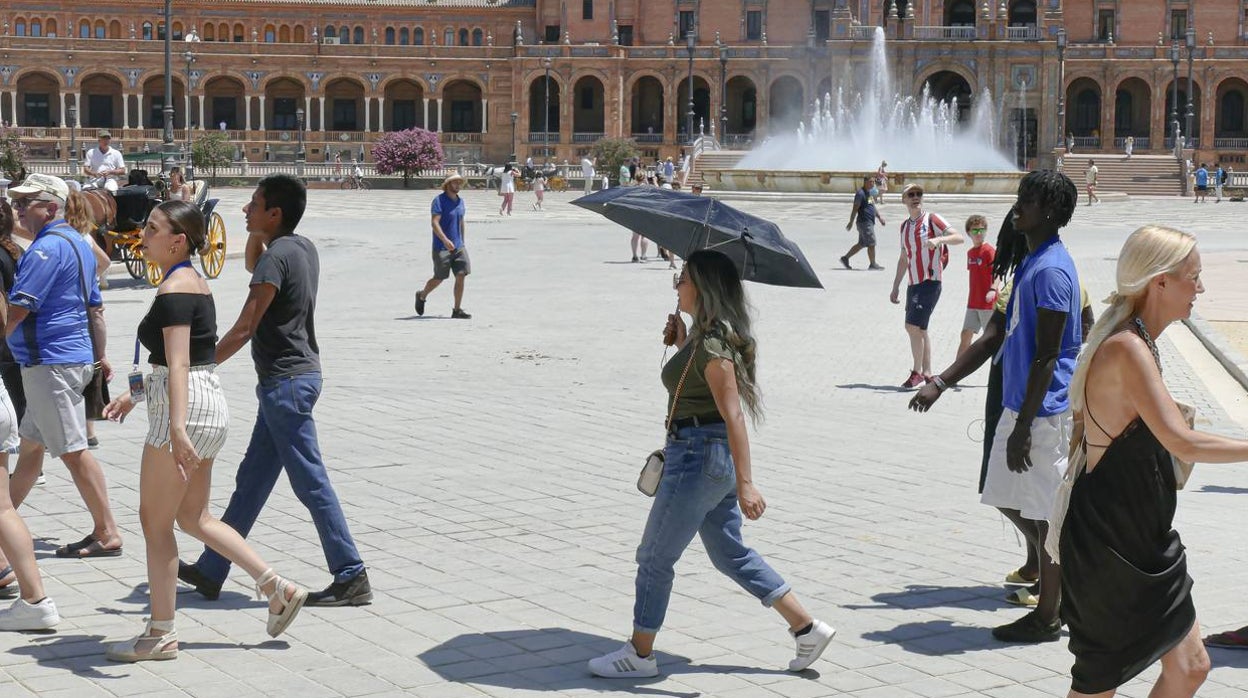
[477,163,568,192]
[81,165,227,286]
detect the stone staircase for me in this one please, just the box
[1059,154,1184,197]
[687,150,746,189]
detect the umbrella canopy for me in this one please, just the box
[573,186,822,289]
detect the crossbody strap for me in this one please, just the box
[664,339,699,432]
[48,230,100,363]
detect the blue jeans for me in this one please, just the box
[196,373,364,584]
[633,423,790,633]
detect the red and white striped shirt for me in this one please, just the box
[900,211,951,285]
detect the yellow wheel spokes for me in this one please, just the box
[145,260,163,286]
[200,211,227,278]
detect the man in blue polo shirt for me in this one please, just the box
[414,173,471,319]
[5,173,122,565]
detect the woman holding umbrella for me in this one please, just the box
[588,250,834,679]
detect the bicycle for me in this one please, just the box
[341,174,372,190]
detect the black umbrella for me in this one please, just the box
[573,187,823,289]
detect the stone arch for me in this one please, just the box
[383,78,426,131]
[1065,77,1102,137]
[1113,76,1150,139]
[109,20,122,39]
[676,75,713,137]
[378,74,431,95]
[629,75,663,136]
[1164,77,1201,141]
[15,69,63,127]
[767,75,804,132]
[440,79,483,132]
[203,75,246,130]
[726,75,758,135]
[323,77,363,131]
[921,69,974,124]
[141,74,188,129]
[573,75,606,134]
[79,72,125,129]
[1215,77,1248,139]
[294,25,306,43]
[529,74,563,136]
[279,25,291,43]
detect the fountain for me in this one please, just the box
[706,27,1025,195]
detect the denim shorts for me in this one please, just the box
[905,280,943,330]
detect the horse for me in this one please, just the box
[78,189,118,258]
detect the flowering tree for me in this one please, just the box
[0,127,29,183]
[372,128,445,187]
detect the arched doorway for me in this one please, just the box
[529,75,562,141]
[142,75,186,129]
[441,80,483,132]
[925,71,973,124]
[15,70,62,127]
[1164,79,1202,144]
[725,76,757,137]
[946,0,976,26]
[79,74,123,129]
[322,77,360,131]
[384,79,425,131]
[203,76,245,130]
[629,76,663,138]
[573,76,605,138]
[1216,78,1248,143]
[1065,78,1102,140]
[1008,0,1037,25]
[767,76,803,134]
[1114,78,1150,142]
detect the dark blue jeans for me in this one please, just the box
[196,372,364,584]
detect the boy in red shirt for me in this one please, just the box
[958,215,1001,358]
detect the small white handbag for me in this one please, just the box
[638,347,698,496]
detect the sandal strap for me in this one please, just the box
[255,568,278,602]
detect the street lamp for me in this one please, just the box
[161,0,175,174]
[295,106,305,176]
[542,57,552,161]
[1169,40,1180,150]
[67,104,77,177]
[184,48,195,178]
[1185,26,1195,148]
[1056,28,1066,153]
[718,39,728,143]
[685,28,696,144]
[510,111,518,163]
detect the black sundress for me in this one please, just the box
[1059,416,1195,694]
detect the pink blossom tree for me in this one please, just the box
[372,128,445,187]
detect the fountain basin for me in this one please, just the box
[704,169,1026,196]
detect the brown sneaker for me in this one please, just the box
[451,308,472,319]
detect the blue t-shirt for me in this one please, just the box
[7,220,101,366]
[1195,168,1209,187]
[1000,236,1081,416]
[853,188,877,225]
[431,192,466,251]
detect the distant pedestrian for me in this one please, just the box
[840,175,885,270]
[956,215,1000,359]
[415,174,471,319]
[581,157,595,194]
[889,183,963,388]
[333,152,342,177]
[874,160,888,204]
[662,157,675,184]
[1124,136,1134,159]
[1084,160,1099,205]
[498,163,517,216]
[1216,162,1227,203]
[1194,163,1208,203]
[618,161,630,187]
[531,170,545,211]
[1066,132,1075,153]
[587,250,836,679]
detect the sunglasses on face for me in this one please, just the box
[906,192,923,199]
[12,198,51,210]
[970,227,987,234]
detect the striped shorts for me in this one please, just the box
[145,365,229,460]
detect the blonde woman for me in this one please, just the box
[1058,225,1248,696]
[588,250,834,678]
[102,201,307,662]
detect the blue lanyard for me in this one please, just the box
[133,260,197,368]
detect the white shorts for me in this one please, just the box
[980,408,1072,521]
[144,365,230,460]
[0,384,19,454]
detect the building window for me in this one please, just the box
[450,101,475,131]
[393,101,417,130]
[618,25,634,45]
[385,27,395,44]
[679,11,696,39]
[472,28,483,45]
[814,10,830,42]
[414,27,424,45]
[339,25,350,43]
[24,93,50,126]
[445,28,454,46]
[353,26,364,44]
[265,28,276,43]
[96,22,106,39]
[583,0,594,20]
[545,25,560,43]
[79,21,89,38]
[746,11,762,41]
[399,28,409,45]
[332,99,357,130]
[459,28,469,45]
[1170,10,1187,39]
[142,22,153,40]
[274,98,298,129]
[1097,10,1114,41]
[157,22,166,40]
[31,20,42,37]
[580,86,594,110]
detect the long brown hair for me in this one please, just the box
[0,199,21,262]
[685,250,762,423]
[64,191,97,236]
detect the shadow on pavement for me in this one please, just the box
[861,619,1000,656]
[1207,647,1248,669]
[842,584,1008,612]
[420,627,796,695]
[836,382,921,393]
[1198,485,1248,495]
[8,634,118,677]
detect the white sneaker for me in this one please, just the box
[587,641,658,678]
[35,474,46,486]
[789,619,835,671]
[0,597,60,631]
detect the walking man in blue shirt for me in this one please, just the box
[5,174,122,567]
[1194,163,1209,203]
[414,174,471,319]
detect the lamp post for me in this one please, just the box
[161,0,174,174]
[542,57,552,160]
[1185,26,1195,148]
[685,28,696,144]
[510,111,518,163]
[1056,28,1066,153]
[183,48,195,178]
[1169,40,1180,151]
[295,106,305,176]
[718,40,728,143]
[67,104,77,178]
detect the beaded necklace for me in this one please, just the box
[1132,317,1162,373]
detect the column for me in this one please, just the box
[258,95,266,131]
[422,97,428,129]
[318,96,325,132]
[75,93,82,127]
[244,95,252,131]
[481,98,488,133]
[363,97,371,133]
[304,95,312,130]
[60,93,67,127]
[198,96,205,130]
[435,98,442,132]
[137,96,144,129]
[123,93,130,129]
[377,96,384,131]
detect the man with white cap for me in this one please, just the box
[414,174,471,319]
[5,174,122,562]
[83,130,126,192]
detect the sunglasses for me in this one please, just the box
[12,197,53,210]
[970,227,987,234]
[905,192,923,199]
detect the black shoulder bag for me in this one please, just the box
[49,231,110,420]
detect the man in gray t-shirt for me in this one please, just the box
[180,174,371,607]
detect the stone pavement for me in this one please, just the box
[1,188,1247,697]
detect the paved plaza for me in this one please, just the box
[1,186,1247,697]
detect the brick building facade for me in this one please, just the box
[0,1,1245,169]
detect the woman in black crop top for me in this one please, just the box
[101,201,307,662]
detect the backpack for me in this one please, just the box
[1220,169,1229,184]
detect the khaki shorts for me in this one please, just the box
[20,364,92,458]
[433,247,471,280]
[963,308,994,333]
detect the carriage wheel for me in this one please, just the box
[200,212,227,279]
[145,260,164,286]
[118,243,146,280]
[551,176,568,192]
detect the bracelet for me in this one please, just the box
[931,375,948,391]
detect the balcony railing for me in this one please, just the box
[572,132,604,143]
[440,132,483,144]
[721,134,755,148]
[527,131,561,144]
[1214,137,1248,149]
[1071,136,1100,149]
[631,133,663,143]
[913,26,977,40]
[1006,25,1041,40]
[1112,136,1151,150]
[849,26,877,40]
